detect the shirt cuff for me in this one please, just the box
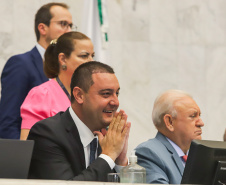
[99,154,115,169]
[114,164,124,173]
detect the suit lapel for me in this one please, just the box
[156,132,184,176]
[63,109,86,170]
[171,152,184,175]
[30,47,48,82]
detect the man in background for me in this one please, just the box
[28,61,131,181]
[0,2,74,139]
[135,89,204,184]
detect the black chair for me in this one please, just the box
[0,139,34,179]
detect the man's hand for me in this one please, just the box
[115,121,131,166]
[94,110,131,162]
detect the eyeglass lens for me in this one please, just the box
[60,21,77,30]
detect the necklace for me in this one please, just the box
[56,77,71,101]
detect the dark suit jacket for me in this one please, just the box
[135,132,184,184]
[27,108,112,181]
[0,47,48,139]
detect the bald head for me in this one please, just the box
[152,89,192,129]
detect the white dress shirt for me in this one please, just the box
[69,107,115,169]
[36,43,45,59]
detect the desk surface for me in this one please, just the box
[0,179,111,185]
[0,179,196,185]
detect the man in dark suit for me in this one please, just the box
[0,3,74,139]
[28,61,131,181]
[135,89,204,184]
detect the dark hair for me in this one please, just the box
[70,61,115,103]
[44,31,90,78]
[35,3,69,41]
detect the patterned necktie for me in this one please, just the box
[89,138,97,164]
[182,155,188,163]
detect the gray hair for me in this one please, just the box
[152,89,192,129]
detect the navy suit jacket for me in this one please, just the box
[28,108,112,181]
[0,47,48,139]
[135,132,184,184]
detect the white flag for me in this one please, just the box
[81,0,109,64]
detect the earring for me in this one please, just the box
[62,65,67,71]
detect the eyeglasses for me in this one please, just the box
[51,20,77,31]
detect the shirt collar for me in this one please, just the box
[166,137,188,157]
[36,43,45,59]
[69,106,95,148]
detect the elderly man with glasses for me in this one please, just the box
[0,2,76,139]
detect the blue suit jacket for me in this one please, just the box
[135,132,184,184]
[0,47,48,139]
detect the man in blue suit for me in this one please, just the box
[135,89,204,184]
[0,3,74,139]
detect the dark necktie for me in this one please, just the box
[182,155,188,163]
[89,138,97,164]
